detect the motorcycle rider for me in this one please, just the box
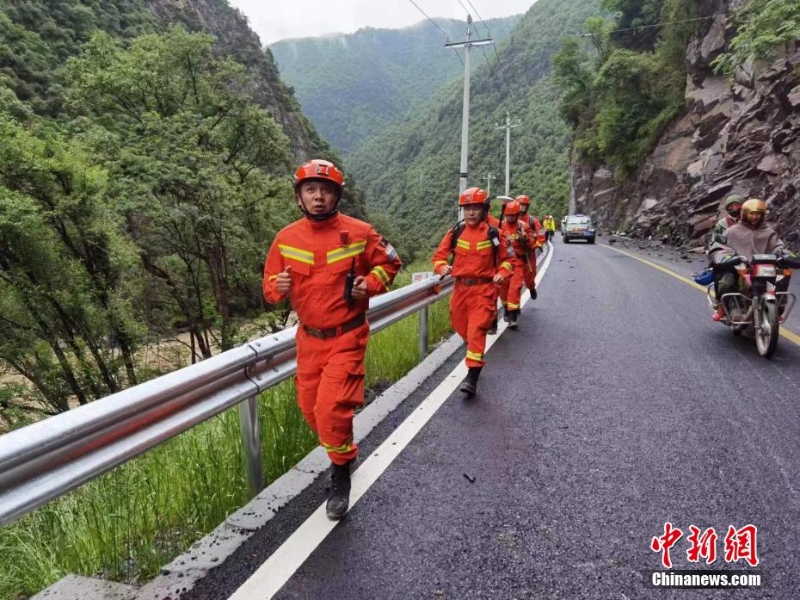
[711,194,744,243]
[708,199,791,322]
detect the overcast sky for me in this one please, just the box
[228,0,536,46]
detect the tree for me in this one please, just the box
[0,117,144,417]
[66,28,293,354]
[714,0,800,74]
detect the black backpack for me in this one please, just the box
[449,221,500,266]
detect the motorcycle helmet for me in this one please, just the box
[724,194,743,218]
[741,198,767,228]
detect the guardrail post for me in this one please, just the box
[238,396,263,495]
[418,305,429,360]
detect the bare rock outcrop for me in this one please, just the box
[571,0,800,248]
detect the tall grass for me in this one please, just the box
[0,278,453,600]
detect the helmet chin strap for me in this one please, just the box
[296,193,341,222]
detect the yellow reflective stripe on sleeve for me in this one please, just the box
[500,261,513,271]
[327,240,367,264]
[466,350,484,361]
[434,260,448,267]
[476,240,493,250]
[507,302,520,309]
[456,239,471,250]
[267,275,278,282]
[322,440,353,454]
[278,244,314,265]
[370,265,391,286]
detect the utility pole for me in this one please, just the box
[446,16,493,195]
[496,111,520,196]
[485,173,494,197]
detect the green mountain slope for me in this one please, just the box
[270,17,519,155]
[347,0,603,256]
[0,0,342,181]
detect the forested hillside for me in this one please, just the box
[346,0,603,255]
[558,0,800,245]
[270,16,519,155]
[0,0,356,428]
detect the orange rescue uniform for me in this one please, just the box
[523,215,543,290]
[263,213,401,465]
[432,222,513,368]
[499,220,535,312]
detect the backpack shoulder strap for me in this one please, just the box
[449,221,466,252]
[487,225,500,265]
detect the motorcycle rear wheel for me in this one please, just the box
[755,301,779,358]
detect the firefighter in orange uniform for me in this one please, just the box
[263,159,401,520]
[432,187,514,396]
[515,194,542,299]
[499,200,536,328]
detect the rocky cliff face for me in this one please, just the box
[572,0,800,248]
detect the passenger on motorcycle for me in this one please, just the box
[708,199,795,321]
[711,194,743,243]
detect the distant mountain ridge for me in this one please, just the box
[270,16,520,155]
[345,0,604,253]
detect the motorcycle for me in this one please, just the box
[705,253,797,357]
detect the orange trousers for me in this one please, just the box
[295,323,369,465]
[523,257,537,291]
[451,282,497,368]
[499,259,525,311]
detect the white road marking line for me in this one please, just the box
[228,243,555,600]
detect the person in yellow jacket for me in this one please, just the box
[542,215,556,242]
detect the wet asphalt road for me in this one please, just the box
[190,237,800,600]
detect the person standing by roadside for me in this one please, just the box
[543,215,556,242]
[263,159,402,520]
[432,187,513,396]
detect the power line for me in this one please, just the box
[465,0,492,36]
[407,0,465,67]
[578,13,726,37]
[491,44,510,92]
[408,0,451,39]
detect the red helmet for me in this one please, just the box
[515,195,531,206]
[505,201,522,216]
[459,187,489,206]
[293,159,344,192]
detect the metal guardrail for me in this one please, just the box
[0,276,454,526]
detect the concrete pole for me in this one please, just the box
[458,17,472,195]
[446,16,493,196]
[496,112,520,197]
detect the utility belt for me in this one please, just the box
[455,277,494,287]
[302,313,366,340]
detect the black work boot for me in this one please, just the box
[530,285,537,300]
[502,306,510,323]
[326,459,353,520]
[459,366,483,396]
[488,316,498,335]
[508,310,519,330]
